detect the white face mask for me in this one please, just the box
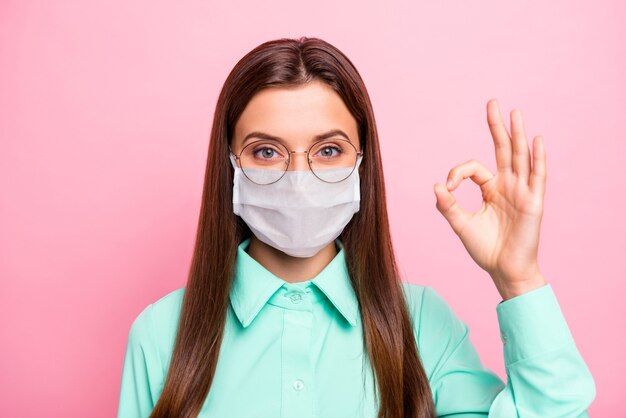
[229,153,362,258]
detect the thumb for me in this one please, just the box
[433,182,470,235]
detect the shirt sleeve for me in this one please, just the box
[416,283,596,418]
[117,303,162,418]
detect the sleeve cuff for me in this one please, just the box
[496,283,575,367]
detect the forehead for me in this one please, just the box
[233,80,358,144]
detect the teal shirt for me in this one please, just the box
[117,238,595,417]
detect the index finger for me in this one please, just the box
[487,99,512,173]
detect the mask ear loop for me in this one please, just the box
[229,152,239,169]
[228,145,241,170]
[352,154,364,204]
[355,154,364,168]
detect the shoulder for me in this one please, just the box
[401,282,459,324]
[400,282,468,354]
[127,287,186,355]
[146,286,185,331]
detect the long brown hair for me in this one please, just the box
[149,37,436,418]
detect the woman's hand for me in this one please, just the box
[433,99,548,301]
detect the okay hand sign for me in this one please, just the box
[434,99,548,301]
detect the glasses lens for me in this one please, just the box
[239,140,289,184]
[309,139,359,182]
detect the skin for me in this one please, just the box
[232,80,548,301]
[433,99,548,301]
[230,79,361,283]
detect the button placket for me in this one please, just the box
[293,379,305,390]
[281,286,315,418]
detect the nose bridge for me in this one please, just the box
[287,150,310,171]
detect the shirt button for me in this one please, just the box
[500,331,508,345]
[289,293,303,304]
[293,379,305,391]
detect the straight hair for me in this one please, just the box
[149,37,436,418]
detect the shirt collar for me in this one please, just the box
[229,238,358,329]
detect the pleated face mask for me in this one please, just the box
[229,153,363,257]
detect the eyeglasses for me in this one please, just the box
[229,138,364,185]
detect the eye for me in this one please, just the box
[315,144,343,158]
[252,146,283,160]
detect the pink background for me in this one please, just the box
[1,0,624,416]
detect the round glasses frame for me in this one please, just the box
[229,138,364,185]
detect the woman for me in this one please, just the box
[117,37,595,418]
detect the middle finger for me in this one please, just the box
[510,109,531,181]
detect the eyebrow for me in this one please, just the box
[242,129,352,146]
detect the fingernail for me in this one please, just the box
[447,179,453,188]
